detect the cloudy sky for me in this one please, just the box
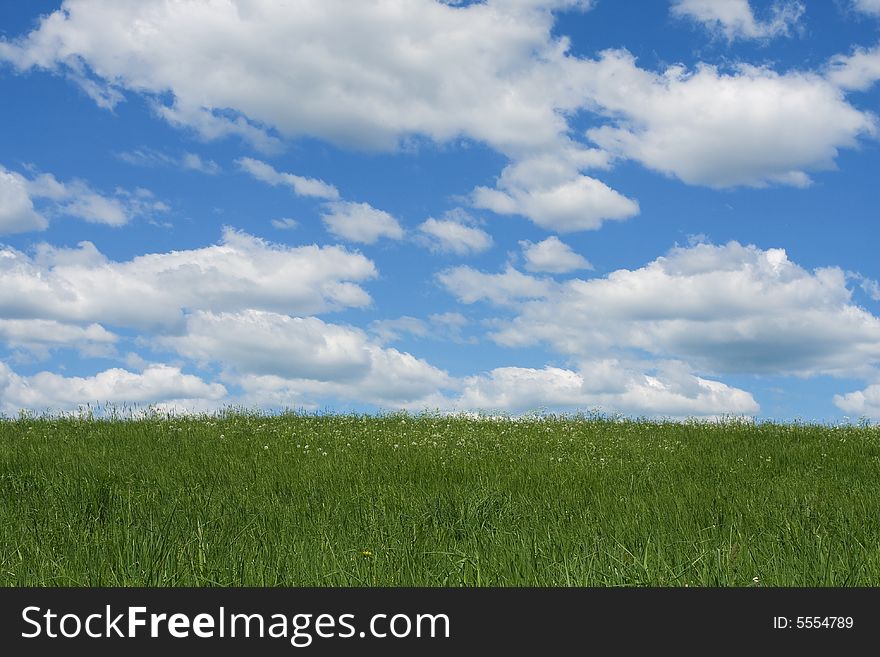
[0,0,879,420]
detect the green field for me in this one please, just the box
[1,411,878,586]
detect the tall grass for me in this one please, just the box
[1,411,878,586]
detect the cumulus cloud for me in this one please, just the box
[670,0,804,41]
[237,157,339,199]
[0,228,377,330]
[0,167,48,234]
[1,0,873,226]
[250,349,756,416]
[0,362,226,414]
[4,1,880,418]
[834,384,880,419]
[320,201,404,244]
[472,170,639,231]
[0,231,462,411]
[25,171,123,225]
[826,45,880,92]
[444,241,880,378]
[0,1,641,230]
[237,158,403,244]
[520,236,592,273]
[582,49,876,188]
[0,0,587,153]
[438,266,557,306]
[157,310,453,407]
[418,213,493,255]
[0,319,117,359]
[163,311,379,382]
[451,361,758,416]
[234,371,447,412]
[471,148,638,231]
[0,164,170,234]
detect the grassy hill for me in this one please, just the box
[2,412,878,586]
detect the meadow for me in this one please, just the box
[1,411,878,586]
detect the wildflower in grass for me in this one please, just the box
[362,550,373,558]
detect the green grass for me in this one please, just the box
[1,411,879,586]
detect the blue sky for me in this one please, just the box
[0,0,879,421]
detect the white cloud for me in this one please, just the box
[471,148,638,232]
[853,0,880,16]
[429,311,469,336]
[0,0,643,230]
[238,159,403,244]
[181,152,221,174]
[473,171,639,231]
[369,316,431,344]
[19,167,131,227]
[0,228,377,330]
[0,0,588,153]
[0,167,48,234]
[0,164,167,233]
[270,217,299,230]
[235,370,449,411]
[834,384,880,419]
[418,215,493,255]
[0,326,757,417]
[583,50,876,188]
[118,147,221,174]
[163,311,379,382]
[849,273,880,301]
[1,0,870,223]
[57,185,127,225]
[670,0,804,41]
[0,319,116,358]
[520,236,592,273]
[237,157,339,200]
[452,360,758,416]
[438,265,557,306]
[24,171,132,225]
[320,201,404,244]
[428,354,758,417]
[32,240,108,268]
[369,312,470,344]
[447,241,880,378]
[0,362,226,414]
[827,45,880,92]
[158,309,452,407]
